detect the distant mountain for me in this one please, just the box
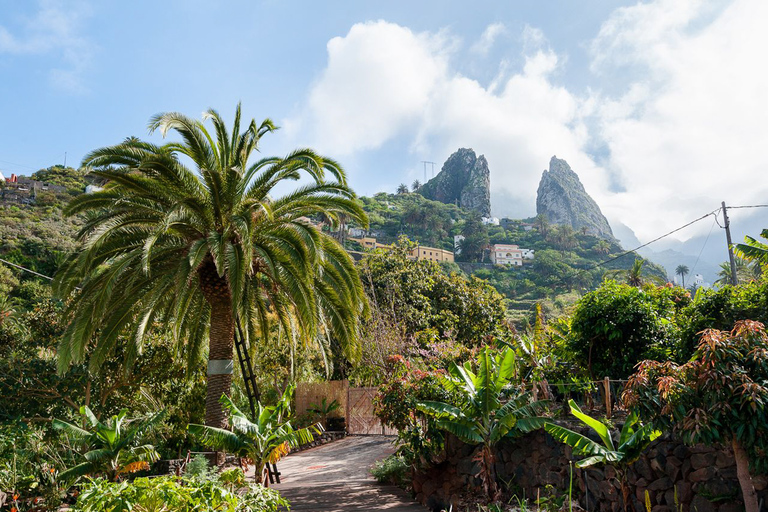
[418,148,491,217]
[536,156,615,240]
[612,221,722,284]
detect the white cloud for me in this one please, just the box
[470,23,506,55]
[0,0,93,93]
[591,0,768,240]
[291,1,768,241]
[290,21,597,218]
[297,21,452,155]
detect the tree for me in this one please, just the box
[735,229,768,266]
[189,388,320,484]
[603,258,664,287]
[593,240,611,255]
[458,214,489,262]
[674,264,689,287]
[624,321,768,512]
[396,183,409,194]
[411,180,421,191]
[54,105,368,427]
[545,399,661,511]
[53,406,166,482]
[533,214,549,236]
[417,347,546,500]
[569,280,684,379]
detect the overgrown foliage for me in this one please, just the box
[624,320,768,512]
[568,281,690,378]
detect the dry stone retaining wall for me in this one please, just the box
[412,429,767,512]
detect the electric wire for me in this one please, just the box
[688,215,717,279]
[0,257,55,281]
[560,207,721,285]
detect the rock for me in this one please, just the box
[690,494,717,512]
[753,474,768,491]
[689,467,717,482]
[715,450,734,468]
[418,148,491,216]
[718,502,744,512]
[651,454,667,475]
[635,458,654,481]
[690,453,715,469]
[673,445,688,460]
[536,156,615,240]
[664,457,681,481]
[649,477,673,491]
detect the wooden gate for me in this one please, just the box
[346,386,397,435]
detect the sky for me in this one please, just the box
[1,0,766,247]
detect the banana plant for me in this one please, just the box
[189,386,321,485]
[545,399,661,511]
[52,406,166,483]
[308,398,341,429]
[417,346,548,501]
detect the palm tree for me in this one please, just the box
[715,257,762,287]
[604,258,663,287]
[411,179,421,191]
[675,264,689,287]
[396,183,409,194]
[54,105,369,427]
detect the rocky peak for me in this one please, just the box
[536,156,614,240]
[418,148,491,217]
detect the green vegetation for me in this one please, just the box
[625,321,768,512]
[73,475,288,512]
[52,406,165,483]
[189,388,320,483]
[416,347,546,500]
[545,399,661,511]
[568,280,690,378]
[53,105,368,428]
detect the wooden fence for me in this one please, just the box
[295,380,396,435]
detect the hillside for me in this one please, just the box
[347,192,666,323]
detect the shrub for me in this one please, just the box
[73,476,288,512]
[370,454,409,487]
[568,281,686,379]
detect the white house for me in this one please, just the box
[521,248,535,260]
[491,244,523,266]
[482,216,500,226]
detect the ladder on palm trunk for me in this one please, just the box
[233,322,281,484]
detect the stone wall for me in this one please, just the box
[412,429,767,512]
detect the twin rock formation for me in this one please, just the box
[418,149,614,241]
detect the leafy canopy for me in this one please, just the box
[53,104,369,375]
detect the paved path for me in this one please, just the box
[271,436,427,512]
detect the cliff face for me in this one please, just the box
[418,148,491,217]
[536,156,614,240]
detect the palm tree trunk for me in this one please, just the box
[200,261,235,429]
[732,438,759,512]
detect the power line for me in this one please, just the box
[689,215,717,279]
[0,257,55,281]
[548,208,721,290]
[563,207,721,283]
[726,204,768,210]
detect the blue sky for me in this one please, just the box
[1,0,766,246]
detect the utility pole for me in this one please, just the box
[64,152,67,167]
[421,161,436,181]
[722,201,738,286]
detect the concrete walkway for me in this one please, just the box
[270,436,428,511]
